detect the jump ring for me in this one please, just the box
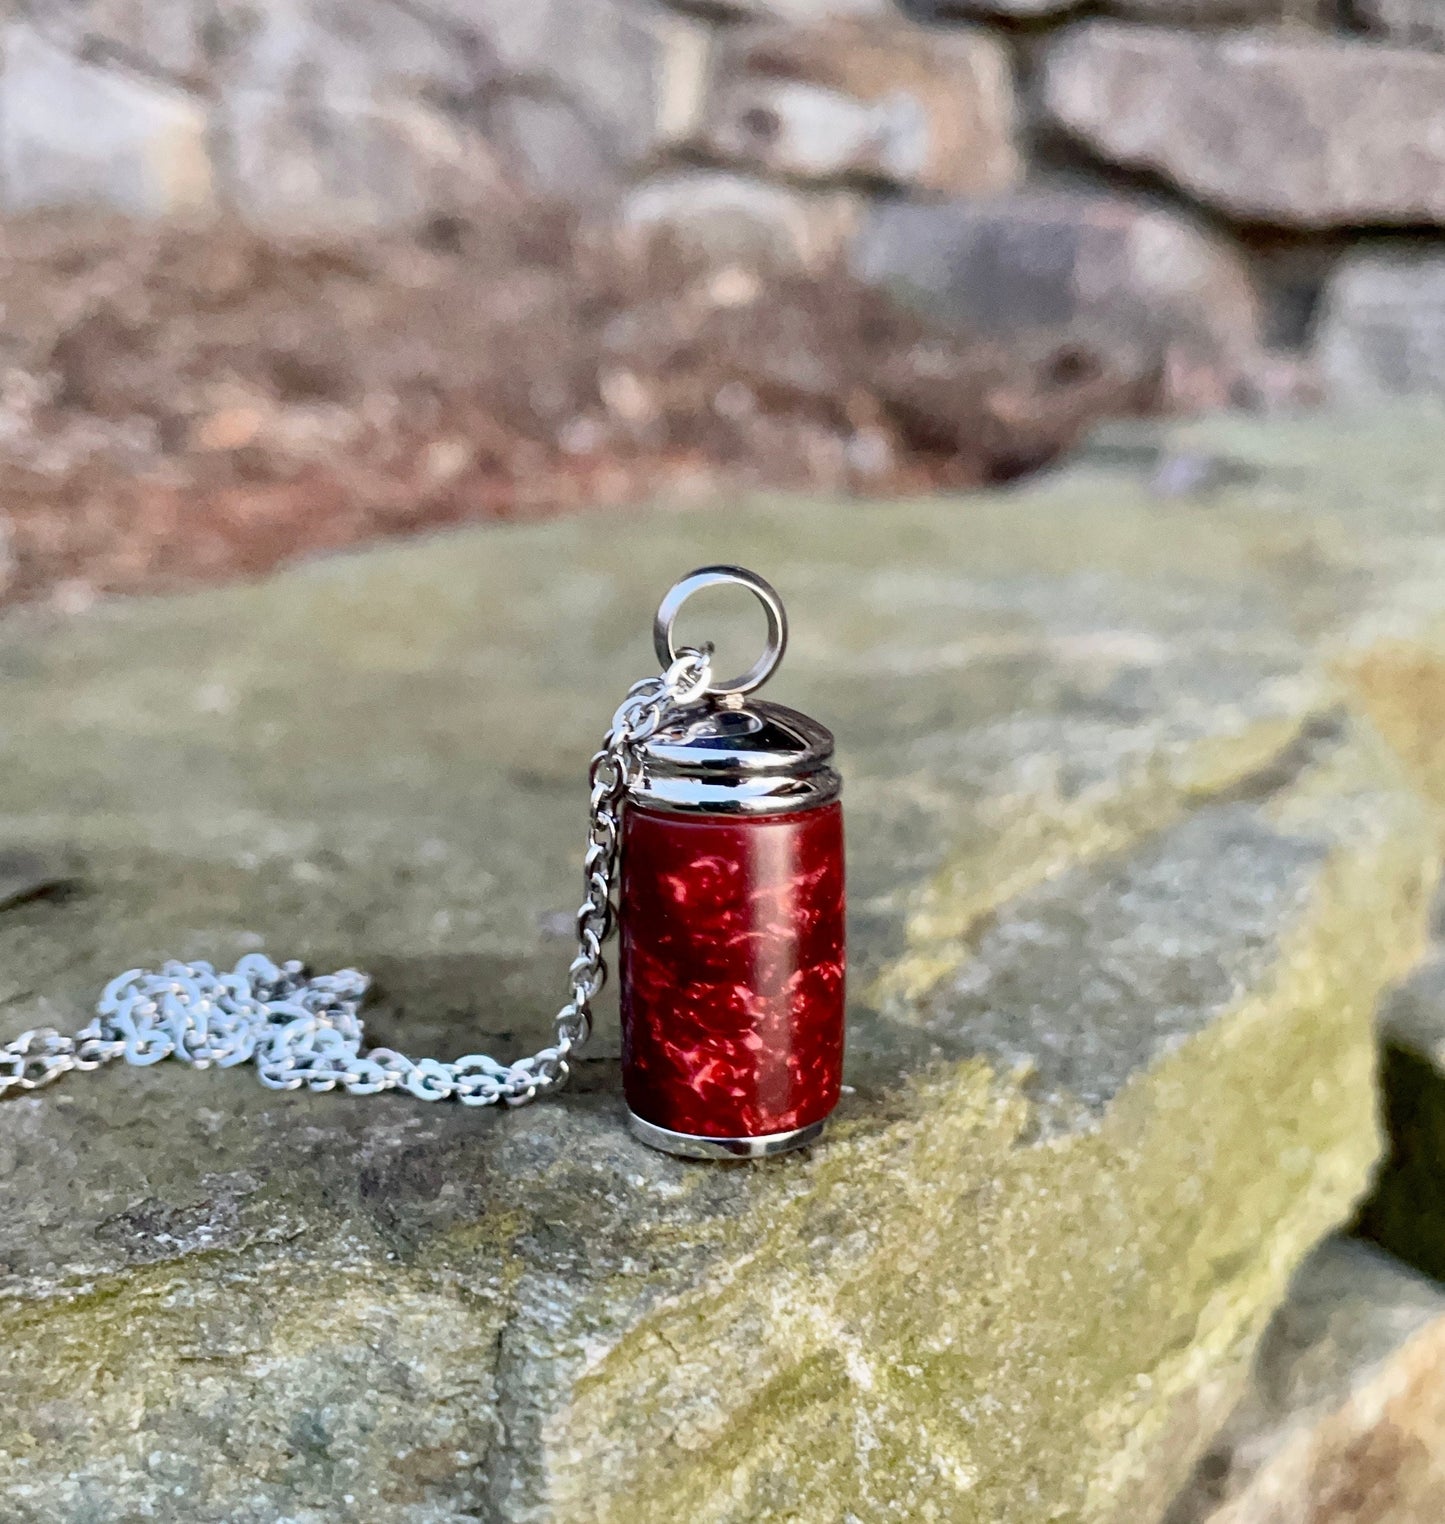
[653,565,787,698]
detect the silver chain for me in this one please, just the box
[0,648,713,1109]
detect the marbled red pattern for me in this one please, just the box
[619,801,845,1138]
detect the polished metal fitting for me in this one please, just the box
[627,699,839,815]
[630,566,839,817]
[627,1110,827,1159]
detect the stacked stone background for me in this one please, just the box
[4,0,1445,406]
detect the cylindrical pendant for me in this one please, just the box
[619,568,845,1159]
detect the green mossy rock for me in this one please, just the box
[3,410,1445,1522]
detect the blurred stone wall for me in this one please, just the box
[5,0,1445,404]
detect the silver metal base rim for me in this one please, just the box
[626,1111,828,1160]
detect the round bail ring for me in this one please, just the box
[654,566,788,697]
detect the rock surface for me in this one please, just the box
[852,191,1264,409]
[12,0,710,220]
[1042,25,1445,229]
[696,18,1019,195]
[213,0,704,217]
[1318,252,1445,400]
[1355,0,1445,48]
[903,0,1083,17]
[0,22,214,216]
[694,0,898,17]
[3,412,1445,1519]
[422,0,709,200]
[1168,1239,1445,1524]
[1106,0,1331,20]
[617,169,861,270]
[210,0,502,228]
[17,0,213,82]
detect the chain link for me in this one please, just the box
[0,648,712,1109]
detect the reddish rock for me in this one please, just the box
[696,18,1020,195]
[1171,1240,1445,1524]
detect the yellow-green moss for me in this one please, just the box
[4,410,1445,1520]
[548,729,1434,1524]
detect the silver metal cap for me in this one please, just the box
[627,698,841,817]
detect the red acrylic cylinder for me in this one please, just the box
[618,800,846,1140]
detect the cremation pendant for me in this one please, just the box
[620,567,846,1160]
[5,565,845,1150]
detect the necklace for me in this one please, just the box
[0,567,846,1159]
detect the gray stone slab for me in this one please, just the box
[401,0,703,198]
[1356,0,1445,49]
[0,22,214,216]
[1042,25,1445,230]
[1319,251,1445,401]
[851,191,1263,410]
[17,0,211,81]
[2,412,1445,1519]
